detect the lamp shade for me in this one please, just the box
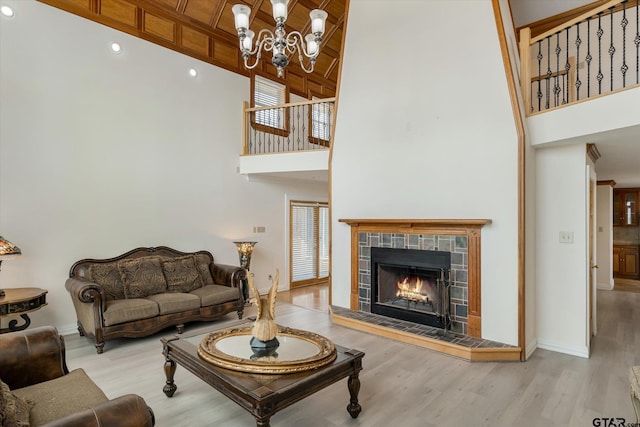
[0,236,21,258]
[305,34,318,55]
[270,0,288,21]
[309,9,328,35]
[242,29,255,51]
[232,4,251,30]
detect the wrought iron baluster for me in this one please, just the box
[296,103,301,150]
[576,22,582,100]
[555,32,561,107]
[537,40,543,112]
[564,27,570,104]
[636,0,640,84]
[546,36,552,110]
[609,6,616,91]
[597,12,604,94]
[587,17,592,98]
[621,1,629,87]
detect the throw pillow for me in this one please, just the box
[88,262,125,300]
[194,254,215,286]
[0,378,33,427]
[118,256,167,299]
[162,255,204,293]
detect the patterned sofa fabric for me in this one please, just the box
[65,246,245,354]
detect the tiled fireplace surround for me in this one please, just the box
[358,232,470,334]
[334,219,520,361]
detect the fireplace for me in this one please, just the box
[371,247,451,330]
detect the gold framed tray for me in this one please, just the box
[198,325,336,374]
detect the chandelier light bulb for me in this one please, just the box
[305,34,318,56]
[270,0,288,21]
[243,30,254,51]
[232,4,250,30]
[310,9,328,35]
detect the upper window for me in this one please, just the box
[308,95,333,146]
[251,73,289,135]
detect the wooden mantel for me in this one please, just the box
[339,218,492,228]
[338,218,491,339]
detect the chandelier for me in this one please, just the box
[232,0,328,77]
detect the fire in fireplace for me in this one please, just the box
[371,247,451,330]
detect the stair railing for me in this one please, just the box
[241,98,335,155]
[519,0,640,115]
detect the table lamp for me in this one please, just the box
[233,241,257,302]
[0,236,22,297]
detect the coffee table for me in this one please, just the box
[161,321,364,426]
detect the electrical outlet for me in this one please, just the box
[559,231,574,243]
[253,226,266,233]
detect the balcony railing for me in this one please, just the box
[241,98,335,155]
[519,0,640,115]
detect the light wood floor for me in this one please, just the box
[614,278,640,294]
[63,289,640,426]
[277,282,329,311]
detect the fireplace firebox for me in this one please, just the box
[371,247,451,330]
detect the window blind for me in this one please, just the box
[254,75,286,129]
[291,201,329,284]
[311,97,332,141]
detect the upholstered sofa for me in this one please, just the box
[0,326,154,426]
[66,246,245,354]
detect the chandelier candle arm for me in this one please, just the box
[232,0,328,77]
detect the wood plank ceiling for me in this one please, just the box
[36,0,347,97]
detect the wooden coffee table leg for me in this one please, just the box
[255,416,271,427]
[163,354,178,397]
[347,372,362,418]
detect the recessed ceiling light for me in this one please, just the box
[110,42,122,54]
[1,5,15,18]
[188,68,198,78]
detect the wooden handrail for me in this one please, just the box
[245,97,336,113]
[531,0,621,44]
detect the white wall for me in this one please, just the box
[535,143,590,357]
[0,1,327,333]
[596,184,614,290]
[332,0,520,345]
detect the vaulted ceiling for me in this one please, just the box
[37,0,347,98]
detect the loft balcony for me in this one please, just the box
[237,98,334,183]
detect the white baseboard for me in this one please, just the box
[57,323,79,337]
[536,339,589,358]
[525,338,538,360]
[597,280,614,290]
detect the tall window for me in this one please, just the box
[290,201,329,287]
[251,73,289,134]
[308,94,333,147]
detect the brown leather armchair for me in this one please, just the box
[0,326,155,426]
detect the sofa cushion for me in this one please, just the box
[147,293,201,315]
[118,256,167,299]
[0,378,33,427]
[162,255,203,293]
[103,299,159,326]
[12,369,108,426]
[190,285,239,307]
[194,254,215,286]
[88,262,125,300]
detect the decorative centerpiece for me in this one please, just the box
[197,269,337,374]
[246,269,279,354]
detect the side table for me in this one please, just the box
[0,287,48,334]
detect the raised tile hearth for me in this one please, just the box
[335,219,522,361]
